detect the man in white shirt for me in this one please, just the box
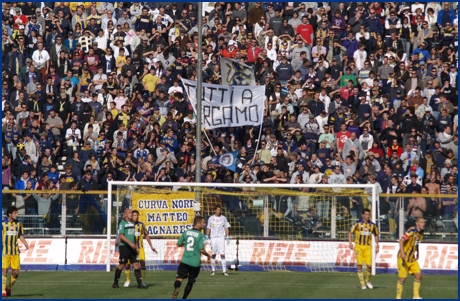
[183,111,196,125]
[319,90,331,113]
[31,42,50,85]
[315,110,329,134]
[65,121,82,150]
[449,65,457,88]
[81,90,92,103]
[266,42,277,62]
[94,30,108,51]
[24,133,38,165]
[353,43,367,71]
[205,205,230,276]
[92,67,108,92]
[154,7,173,27]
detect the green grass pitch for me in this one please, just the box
[8,271,458,299]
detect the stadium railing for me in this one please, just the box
[1,190,457,242]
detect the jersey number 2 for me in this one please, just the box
[186,237,194,251]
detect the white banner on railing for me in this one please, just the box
[19,239,65,264]
[19,239,458,271]
[66,239,120,264]
[181,79,265,129]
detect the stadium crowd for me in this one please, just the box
[1,2,458,234]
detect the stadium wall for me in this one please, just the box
[19,239,457,275]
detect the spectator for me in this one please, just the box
[0,2,457,237]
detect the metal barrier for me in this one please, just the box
[2,190,457,242]
[2,190,110,236]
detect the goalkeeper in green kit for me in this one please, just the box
[172,216,211,299]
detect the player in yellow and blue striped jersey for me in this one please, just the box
[396,217,425,299]
[2,206,29,297]
[348,208,380,290]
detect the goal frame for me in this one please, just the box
[106,182,378,274]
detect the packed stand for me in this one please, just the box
[1,2,458,237]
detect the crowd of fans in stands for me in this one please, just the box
[1,2,458,233]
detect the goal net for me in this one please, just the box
[106,182,378,274]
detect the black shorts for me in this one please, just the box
[176,262,200,283]
[119,246,138,265]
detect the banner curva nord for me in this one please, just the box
[131,192,196,236]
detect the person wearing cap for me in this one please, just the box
[32,7,45,31]
[220,39,238,59]
[24,14,43,37]
[439,159,453,179]
[308,164,323,184]
[391,89,404,110]
[4,43,26,77]
[12,7,28,32]
[418,106,437,153]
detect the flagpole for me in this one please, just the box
[252,120,264,163]
[251,85,266,164]
[203,130,218,157]
[195,2,203,184]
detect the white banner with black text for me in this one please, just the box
[181,79,265,129]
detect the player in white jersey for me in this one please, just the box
[205,205,230,276]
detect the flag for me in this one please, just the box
[211,151,238,172]
[220,57,256,86]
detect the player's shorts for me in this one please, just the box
[397,257,421,278]
[127,247,145,265]
[211,236,225,255]
[354,245,372,267]
[2,254,20,270]
[176,262,200,283]
[119,246,139,265]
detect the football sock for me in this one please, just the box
[2,274,7,292]
[174,280,181,289]
[413,280,421,298]
[141,268,146,283]
[114,268,122,285]
[125,268,131,282]
[10,274,17,288]
[134,269,142,286]
[211,258,216,272]
[357,270,365,286]
[221,259,227,273]
[396,281,404,299]
[183,283,193,299]
[365,268,371,283]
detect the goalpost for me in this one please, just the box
[106,182,378,275]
